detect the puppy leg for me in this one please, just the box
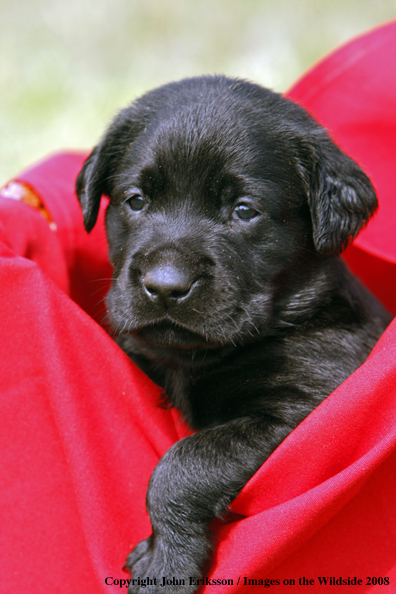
[125,417,293,594]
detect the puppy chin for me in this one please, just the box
[116,327,238,370]
[135,321,218,350]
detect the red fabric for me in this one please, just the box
[1,21,396,593]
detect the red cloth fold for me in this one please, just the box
[1,21,396,593]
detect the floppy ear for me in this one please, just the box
[75,146,104,232]
[75,111,146,232]
[302,137,378,256]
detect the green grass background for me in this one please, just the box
[1,0,395,183]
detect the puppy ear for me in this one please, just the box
[75,146,104,232]
[303,138,378,256]
[75,110,145,232]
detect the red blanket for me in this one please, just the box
[1,21,396,593]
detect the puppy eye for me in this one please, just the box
[232,204,258,221]
[126,194,145,211]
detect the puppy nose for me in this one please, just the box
[143,265,193,305]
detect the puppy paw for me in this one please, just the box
[124,536,152,570]
[125,535,202,594]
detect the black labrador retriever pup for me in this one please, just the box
[76,76,391,592]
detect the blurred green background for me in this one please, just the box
[1,0,395,183]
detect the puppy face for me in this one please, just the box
[76,76,377,364]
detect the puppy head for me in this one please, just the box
[76,76,377,359]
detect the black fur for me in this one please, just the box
[76,76,392,593]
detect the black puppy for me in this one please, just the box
[76,76,391,592]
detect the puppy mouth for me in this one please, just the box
[132,320,220,350]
